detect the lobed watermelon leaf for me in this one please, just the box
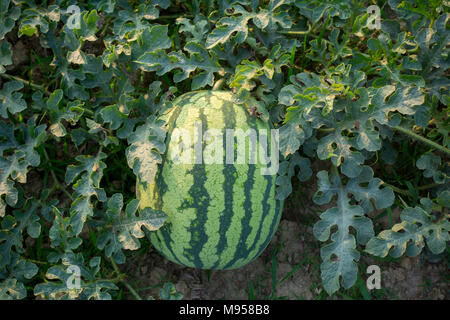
[98,193,167,257]
[312,166,394,294]
[0,278,26,299]
[366,197,450,258]
[34,254,118,300]
[126,116,167,187]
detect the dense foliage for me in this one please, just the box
[0,0,448,299]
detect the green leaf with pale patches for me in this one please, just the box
[65,152,107,234]
[34,256,118,300]
[371,85,425,125]
[97,194,127,264]
[230,59,275,94]
[46,89,84,137]
[279,119,311,157]
[136,42,221,90]
[126,116,167,185]
[0,160,19,217]
[206,5,254,49]
[0,278,26,299]
[113,3,169,40]
[366,205,450,258]
[0,119,45,216]
[100,194,168,252]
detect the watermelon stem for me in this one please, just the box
[212,78,225,90]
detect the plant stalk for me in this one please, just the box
[43,148,73,201]
[109,257,143,300]
[0,73,49,94]
[393,126,450,156]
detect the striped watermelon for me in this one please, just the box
[137,91,283,270]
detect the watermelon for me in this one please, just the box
[137,90,283,270]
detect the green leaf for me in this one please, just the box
[275,153,312,200]
[279,119,311,157]
[313,166,393,294]
[99,105,131,133]
[48,206,83,252]
[0,119,46,217]
[416,153,447,184]
[96,0,116,14]
[0,81,27,118]
[6,253,38,280]
[0,120,17,155]
[13,200,41,239]
[34,255,118,300]
[0,0,20,40]
[371,85,425,125]
[345,166,395,214]
[0,200,42,270]
[206,5,254,49]
[295,0,352,24]
[130,24,172,61]
[136,42,221,90]
[99,193,167,253]
[230,59,275,94]
[0,40,12,73]
[177,16,209,43]
[16,120,47,168]
[126,116,167,185]
[65,152,107,234]
[366,205,450,258]
[0,278,26,299]
[157,282,183,300]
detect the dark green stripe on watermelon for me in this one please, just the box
[213,101,237,269]
[239,174,274,265]
[157,225,186,266]
[222,115,259,269]
[181,107,210,268]
[256,199,282,255]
